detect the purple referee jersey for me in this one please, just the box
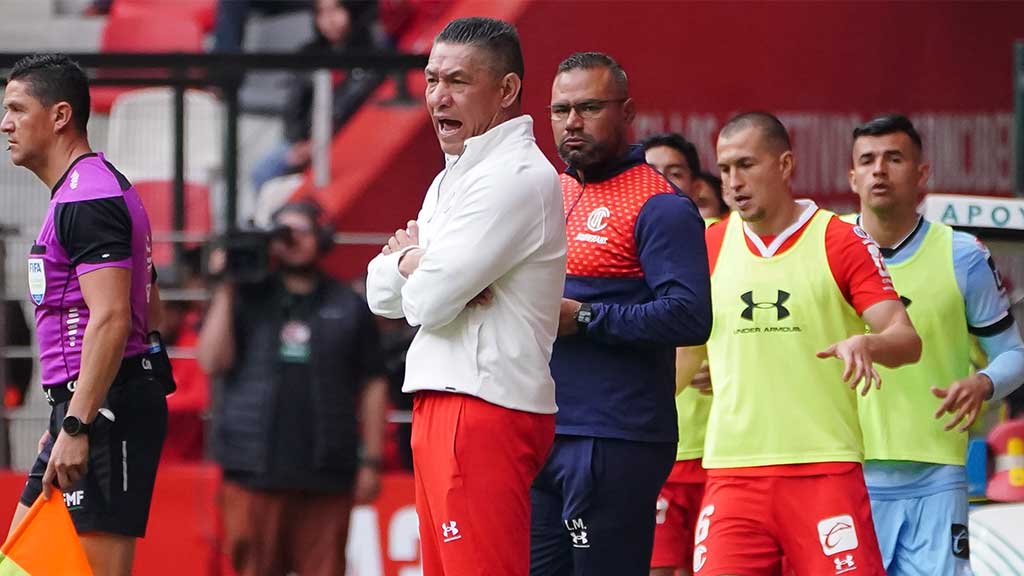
[27,153,153,387]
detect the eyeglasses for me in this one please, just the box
[547,98,628,121]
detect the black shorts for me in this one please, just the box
[21,369,168,538]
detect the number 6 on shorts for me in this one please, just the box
[693,504,715,573]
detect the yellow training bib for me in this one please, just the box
[859,222,972,465]
[703,210,866,468]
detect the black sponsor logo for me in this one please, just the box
[740,290,791,321]
[952,523,970,559]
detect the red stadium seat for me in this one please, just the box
[987,418,1024,502]
[91,15,204,114]
[110,0,217,33]
[134,181,211,267]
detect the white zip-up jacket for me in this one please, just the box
[366,115,566,414]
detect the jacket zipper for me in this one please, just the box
[430,154,463,223]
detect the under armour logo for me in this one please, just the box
[441,521,461,543]
[740,290,791,321]
[833,554,856,574]
[564,518,590,548]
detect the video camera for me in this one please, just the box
[208,200,335,284]
[210,225,294,285]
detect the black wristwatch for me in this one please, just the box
[574,302,593,332]
[61,416,90,437]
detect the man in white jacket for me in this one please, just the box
[365,17,567,576]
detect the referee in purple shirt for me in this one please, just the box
[2,54,167,576]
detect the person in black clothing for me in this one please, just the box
[213,0,316,52]
[377,315,416,470]
[198,200,388,576]
[2,300,32,408]
[249,0,385,193]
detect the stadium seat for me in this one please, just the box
[134,181,212,267]
[238,10,316,114]
[91,15,205,114]
[110,0,217,33]
[253,174,305,229]
[106,88,223,185]
[986,418,1024,502]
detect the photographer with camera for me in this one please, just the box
[198,200,388,576]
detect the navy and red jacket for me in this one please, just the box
[552,145,712,443]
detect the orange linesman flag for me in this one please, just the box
[0,495,93,575]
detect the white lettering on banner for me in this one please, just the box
[916,114,1013,191]
[346,507,384,576]
[923,195,1024,230]
[388,507,420,562]
[633,112,1013,198]
[346,505,422,576]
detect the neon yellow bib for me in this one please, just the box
[859,222,971,464]
[675,218,720,460]
[704,210,866,468]
[675,385,712,460]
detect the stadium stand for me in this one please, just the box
[237,10,317,115]
[106,87,223,184]
[135,181,212,267]
[4,2,1024,575]
[91,14,205,113]
[109,0,217,33]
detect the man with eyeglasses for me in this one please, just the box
[530,52,712,576]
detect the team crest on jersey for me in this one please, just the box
[587,207,611,232]
[27,257,46,305]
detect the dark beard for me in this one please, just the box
[558,139,615,173]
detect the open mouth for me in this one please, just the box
[871,182,891,193]
[437,118,462,137]
[733,194,752,208]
